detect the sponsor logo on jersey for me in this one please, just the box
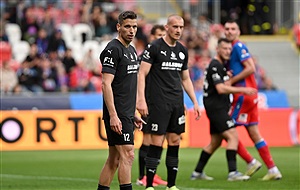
[127,64,138,74]
[148,169,156,173]
[161,62,183,71]
[124,53,129,59]
[238,113,248,123]
[107,49,112,54]
[103,57,114,67]
[143,50,150,59]
[160,50,167,56]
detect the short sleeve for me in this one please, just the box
[100,46,120,75]
[141,43,157,65]
[210,63,225,85]
[236,42,251,62]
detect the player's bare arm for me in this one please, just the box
[181,70,201,120]
[102,73,122,135]
[215,82,257,95]
[230,58,255,85]
[136,61,152,117]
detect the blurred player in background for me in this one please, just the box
[191,38,255,181]
[224,20,282,180]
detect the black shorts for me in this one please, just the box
[148,103,185,135]
[141,115,151,134]
[206,108,236,134]
[104,116,134,146]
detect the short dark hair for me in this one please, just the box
[218,38,231,45]
[150,24,165,35]
[118,11,137,25]
[225,19,238,24]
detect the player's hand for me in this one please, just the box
[136,99,148,117]
[110,115,122,135]
[227,70,233,78]
[243,87,257,95]
[134,115,146,131]
[194,104,201,120]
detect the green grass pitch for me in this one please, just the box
[1,147,299,190]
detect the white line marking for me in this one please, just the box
[1,174,97,182]
[1,174,223,190]
[177,187,223,190]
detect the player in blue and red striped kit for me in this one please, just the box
[224,20,282,181]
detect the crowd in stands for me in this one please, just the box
[0,0,277,95]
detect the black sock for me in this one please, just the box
[195,150,211,173]
[97,184,109,190]
[145,145,162,188]
[120,183,132,190]
[138,144,149,179]
[166,145,179,188]
[226,149,237,172]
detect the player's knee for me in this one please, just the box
[107,156,119,170]
[167,134,181,146]
[126,149,135,166]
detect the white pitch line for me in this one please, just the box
[1,174,97,182]
[1,174,223,190]
[176,187,223,190]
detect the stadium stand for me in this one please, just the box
[4,23,22,45]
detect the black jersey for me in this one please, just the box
[141,38,188,104]
[100,39,138,119]
[203,59,231,111]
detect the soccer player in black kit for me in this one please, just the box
[136,24,167,187]
[190,38,256,181]
[137,15,201,190]
[97,11,143,190]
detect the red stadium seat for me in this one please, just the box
[0,42,12,62]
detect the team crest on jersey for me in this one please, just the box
[241,49,250,58]
[129,53,136,62]
[170,51,177,60]
[179,52,185,60]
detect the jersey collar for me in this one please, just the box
[232,39,239,46]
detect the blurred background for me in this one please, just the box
[0,0,299,149]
